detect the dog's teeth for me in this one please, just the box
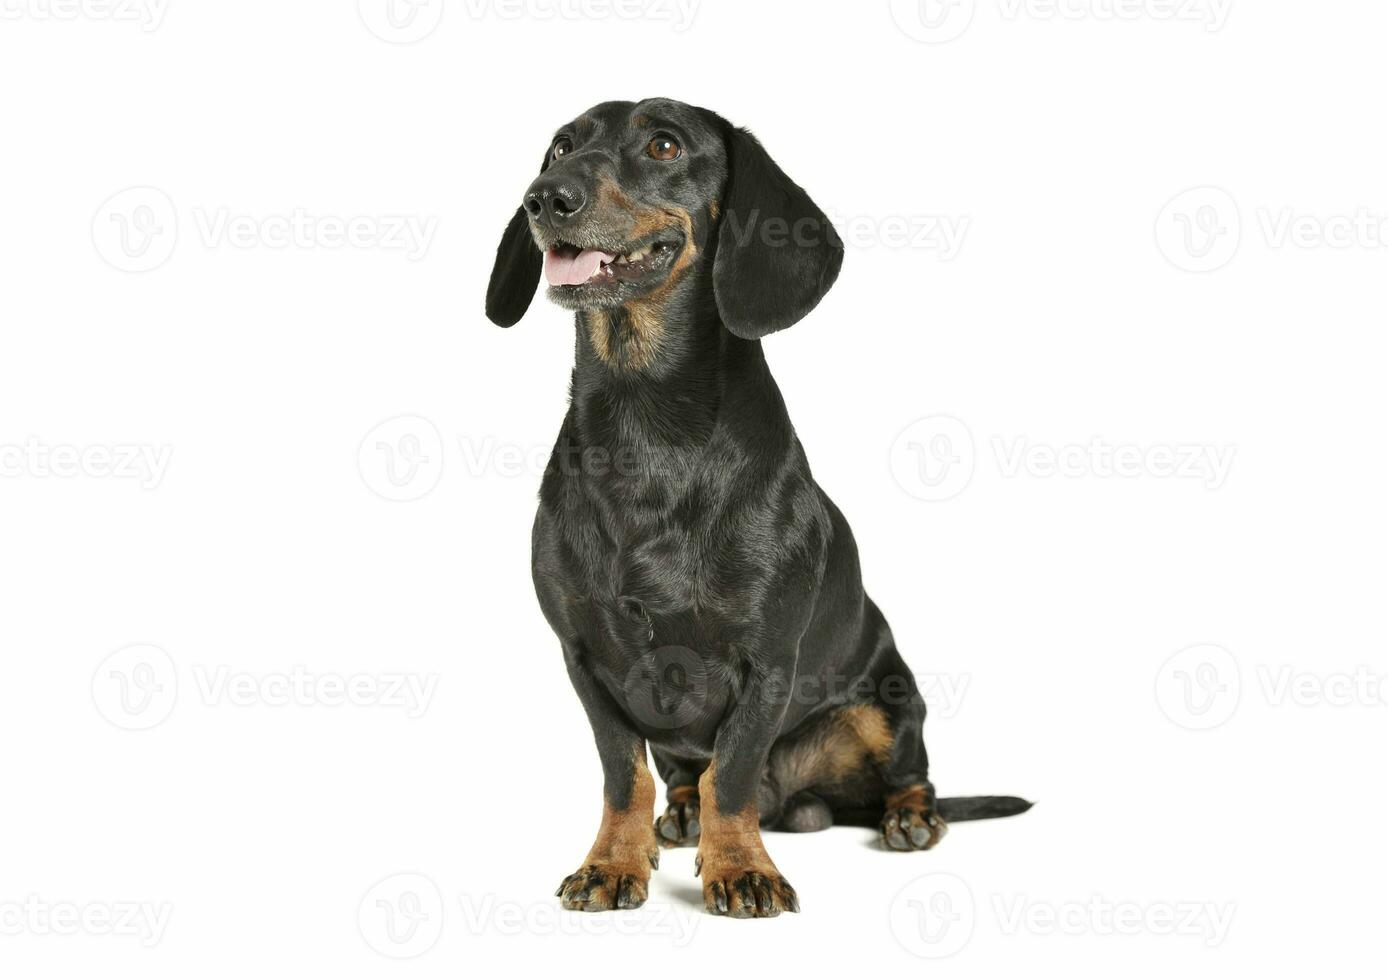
[628,247,648,263]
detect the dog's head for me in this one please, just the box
[486,98,843,345]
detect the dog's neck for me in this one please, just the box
[567,290,766,454]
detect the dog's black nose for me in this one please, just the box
[524,177,587,227]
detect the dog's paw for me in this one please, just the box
[555,863,652,912]
[698,867,799,918]
[655,797,701,848]
[695,844,798,918]
[880,806,947,851]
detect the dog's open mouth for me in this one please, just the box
[543,233,683,298]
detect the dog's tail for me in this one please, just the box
[937,796,1034,822]
[833,796,1033,826]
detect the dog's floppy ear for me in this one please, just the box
[712,124,844,339]
[485,153,548,327]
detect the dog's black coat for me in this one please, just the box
[488,98,1028,915]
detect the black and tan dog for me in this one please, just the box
[486,98,1030,919]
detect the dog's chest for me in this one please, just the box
[540,510,765,745]
[533,411,823,741]
[538,466,777,661]
[557,508,762,652]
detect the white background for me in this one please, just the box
[2,0,1384,976]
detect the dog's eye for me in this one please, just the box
[646,134,681,161]
[552,137,573,160]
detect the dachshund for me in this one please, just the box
[486,98,1030,918]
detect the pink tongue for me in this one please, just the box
[544,248,616,286]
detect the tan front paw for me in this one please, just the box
[556,861,654,911]
[695,847,798,917]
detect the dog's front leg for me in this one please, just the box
[555,648,660,912]
[695,656,801,918]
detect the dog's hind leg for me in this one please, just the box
[870,637,949,852]
[763,703,893,827]
[777,791,834,833]
[651,749,705,848]
[870,642,1033,834]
